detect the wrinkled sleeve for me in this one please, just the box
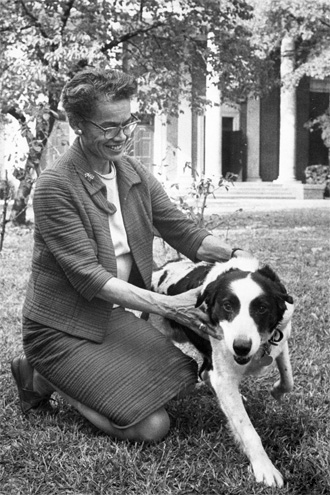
[33,170,113,301]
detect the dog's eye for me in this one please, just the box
[223,302,233,312]
[256,305,268,314]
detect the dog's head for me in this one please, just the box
[196,264,294,365]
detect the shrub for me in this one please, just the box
[304,164,329,184]
[164,173,238,229]
[304,165,330,198]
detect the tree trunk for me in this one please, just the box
[5,106,57,225]
[10,167,35,225]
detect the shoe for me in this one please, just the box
[11,354,52,414]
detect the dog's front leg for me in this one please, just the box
[271,340,294,401]
[209,362,284,487]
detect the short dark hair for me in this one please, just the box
[61,68,137,127]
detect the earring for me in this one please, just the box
[75,129,82,135]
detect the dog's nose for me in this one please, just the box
[233,338,252,356]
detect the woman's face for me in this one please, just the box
[79,98,133,164]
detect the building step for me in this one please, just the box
[216,194,296,200]
[212,182,298,200]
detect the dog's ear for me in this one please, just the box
[195,280,220,324]
[195,279,217,308]
[258,265,280,283]
[258,265,294,305]
[283,293,294,304]
[195,291,206,309]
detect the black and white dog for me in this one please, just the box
[151,257,294,488]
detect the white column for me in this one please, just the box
[177,98,193,185]
[204,84,221,178]
[204,35,222,179]
[0,121,5,177]
[153,114,167,169]
[246,98,261,181]
[277,36,297,182]
[196,113,205,177]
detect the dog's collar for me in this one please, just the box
[257,329,284,367]
[269,328,284,347]
[261,328,284,357]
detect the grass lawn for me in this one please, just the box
[0,206,329,495]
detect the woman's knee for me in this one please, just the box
[130,407,170,442]
[77,403,170,442]
[74,401,170,442]
[53,388,170,442]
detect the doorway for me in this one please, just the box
[309,92,329,165]
[221,117,245,179]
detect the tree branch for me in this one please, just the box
[124,42,155,73]
[101,21,165,53]
[0,22,34,34]
[319,18,330,29]
[18,0,50,39]
[60,0,76,35]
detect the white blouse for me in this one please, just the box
[95,166,133,282]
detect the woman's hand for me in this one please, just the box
[232,248,255,259]
[98,277,222,340]
[164,287,223,341]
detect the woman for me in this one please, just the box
[11,68,251,442]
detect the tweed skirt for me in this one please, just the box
[22,308,198,428]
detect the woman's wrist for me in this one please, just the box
[196,235,232,262]
[230,247,243,258]
[196,235,254,262]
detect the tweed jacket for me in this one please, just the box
[23,139,210,343]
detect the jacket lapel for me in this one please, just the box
[115,155,142,203]
[69,139,117,215]
[116,157,153,289]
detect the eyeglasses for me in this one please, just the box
[83,114,140,139]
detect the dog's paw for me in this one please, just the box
[271,386,285,401]
[271,379,293,401]
[250,459,284,487]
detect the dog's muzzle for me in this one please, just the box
[233,338,252,365]
[234,356,252,365]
